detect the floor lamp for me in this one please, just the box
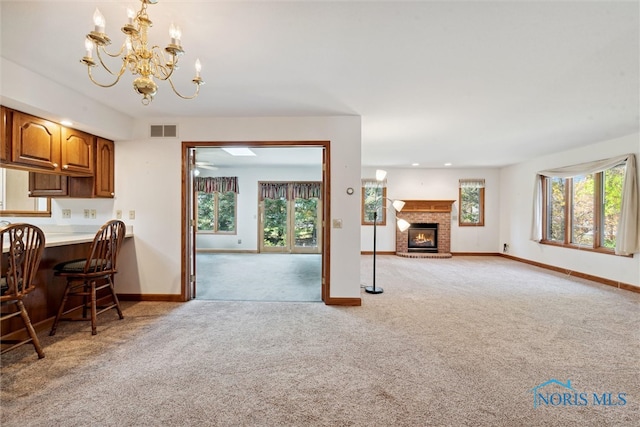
[365,170,410,295]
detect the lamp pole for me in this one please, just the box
[365,210,383,294]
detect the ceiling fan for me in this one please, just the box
[195,161,218,171]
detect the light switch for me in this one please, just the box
[332,219,343,229]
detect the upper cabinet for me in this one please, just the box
[95,138,115,197]
[1,107,116,198]
[11,112,62,172]
[61,127,95,175]
[1,106,10,162]
[10,111,94,176]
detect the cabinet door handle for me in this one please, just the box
[53,163,58,168]
[62,165,69,169]
[111,192,115,196]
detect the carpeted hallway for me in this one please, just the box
[195,253,322,302]
[1,256,638,426]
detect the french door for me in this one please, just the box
[259,186,322,254]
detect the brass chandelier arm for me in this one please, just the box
[95,47,127,76]
[166,77,203,100]
[87,64,127,88]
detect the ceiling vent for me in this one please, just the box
[150,124,178,138]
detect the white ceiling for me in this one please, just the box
[1,0,638,168]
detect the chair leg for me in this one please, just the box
[17,300,44,359]
[108,275,124,320]
[50,280,72,336]
[90,280,98,335]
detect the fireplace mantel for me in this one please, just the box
[400,200,455,213]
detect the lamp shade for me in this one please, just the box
[391,200,405,212]
[397,218,410,232]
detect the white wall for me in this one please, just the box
[195,165,322,251]
[114,116,362,299]
[361,167,501,253]
[499,133,640,287]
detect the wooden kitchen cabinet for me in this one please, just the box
[0,106,11,162]
[28,172,68,197]
[11,111,62,172]
[95,138,115,197]
[61,127,95,175]
[28,138,114,198]
[1,106,116,199]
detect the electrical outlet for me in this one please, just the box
[90,209,97,219]
[84,209,90,219]
[62,209,71,218]
[116,210,122,219]
[238,239,242,244]
[129,210,136,220]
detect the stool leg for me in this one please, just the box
[50,280,72,336]
[17,300,44,359]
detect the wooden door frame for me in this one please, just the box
[181,140,331,303]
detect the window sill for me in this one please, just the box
[539,240,629,257]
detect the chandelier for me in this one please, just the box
[81,0,204,105]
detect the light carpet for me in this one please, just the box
[1,255,638,426]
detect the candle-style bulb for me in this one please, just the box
[127,7,135,25]
[93,8,105,33]
[84,37,94,58]
[169,23,182,45]
[195,58,202,77]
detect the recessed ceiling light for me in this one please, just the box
[60,119,73,126]
[444,163,452,166]
[411,163,419,167]
[221,147,256,156]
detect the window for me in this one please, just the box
[197,191,236,233]
[541,165,625,251]
[459,179,485,226]
[361,181,387,226]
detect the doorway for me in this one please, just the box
[181,141,331,303]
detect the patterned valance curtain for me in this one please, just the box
[292,182,322,200]
[194,177,239,194]
[361,178,387,188]
[259,182,322,200]
[459,178,485,188]
[260,183,289,200]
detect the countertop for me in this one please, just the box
[2,224,133,252]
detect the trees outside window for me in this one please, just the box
[542,164,624,251]
[361,186,387,226]
[459,179,485,226]
[197,191,236,233]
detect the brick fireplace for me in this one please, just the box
[396,200,455,258]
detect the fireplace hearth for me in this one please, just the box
[408,223,438,253]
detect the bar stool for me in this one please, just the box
[50,219,126,336]
[1,223,46,358]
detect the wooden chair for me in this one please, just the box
[1,223,46,358]
[50,220,126,336]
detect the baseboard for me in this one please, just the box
[500,253,640,294]
[118,294,184,302]
[451,252,501,256]
[360,251,396,255]
[196,249,258,254]
[324,297,361,306]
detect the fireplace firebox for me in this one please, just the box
[408,223,438,253]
